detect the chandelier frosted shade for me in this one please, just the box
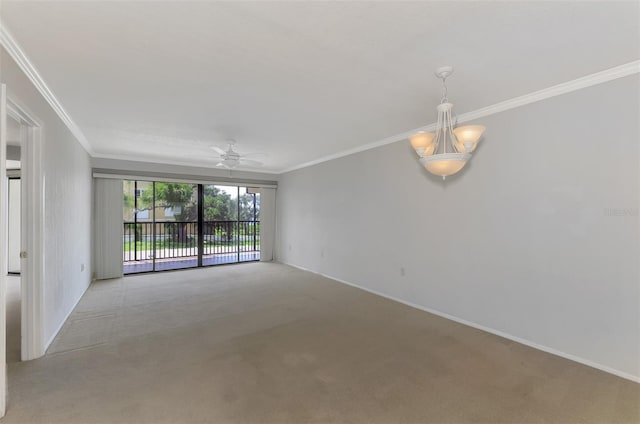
[453,125,486,153]
[409,132,436,156]
[419,153,470,177]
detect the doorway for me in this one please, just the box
[1,86,45,417]
[5,121,21,364]
[6,94,45,362]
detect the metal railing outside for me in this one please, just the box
[123,221,260,262]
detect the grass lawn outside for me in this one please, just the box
[124,238,259,252]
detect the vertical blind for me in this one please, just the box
[94,178,124,279]
[259,187,276,262]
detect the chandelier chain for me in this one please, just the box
[441,77,448,103]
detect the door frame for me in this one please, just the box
[6,94,44,362]
[1,82,7,418]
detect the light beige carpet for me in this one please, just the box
[6,275,21,364]
[3,262,639,423]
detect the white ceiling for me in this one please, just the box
[2,1,638,173]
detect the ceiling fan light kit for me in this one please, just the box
[410,66,486,180]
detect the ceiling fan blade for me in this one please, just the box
[210,146,226,155]
[239,159,263,167]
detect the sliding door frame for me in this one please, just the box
[123,180,260,274]
[197,184,204,267]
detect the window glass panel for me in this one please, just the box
[203,185,238,265]
[152,182,198,271]
[123,180,154,273]
[238,187,260,261]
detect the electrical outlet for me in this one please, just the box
[81,263,85,272]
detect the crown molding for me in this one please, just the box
[280,60,640,174]
[456,60,640,124]
[0,21,93,154]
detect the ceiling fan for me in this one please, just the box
[210,139,263,169]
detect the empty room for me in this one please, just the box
[0,1,638,423]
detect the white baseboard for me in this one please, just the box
[280,261,640,384]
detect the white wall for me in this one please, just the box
[276,75,640,380]
[1,47,93,350]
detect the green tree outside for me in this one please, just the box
[124,181,260,245]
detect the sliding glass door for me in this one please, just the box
[123,180,260,274]
[200,185,261,266]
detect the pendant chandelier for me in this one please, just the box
[410,66,486,179]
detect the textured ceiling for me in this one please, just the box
[2,1,638,172]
